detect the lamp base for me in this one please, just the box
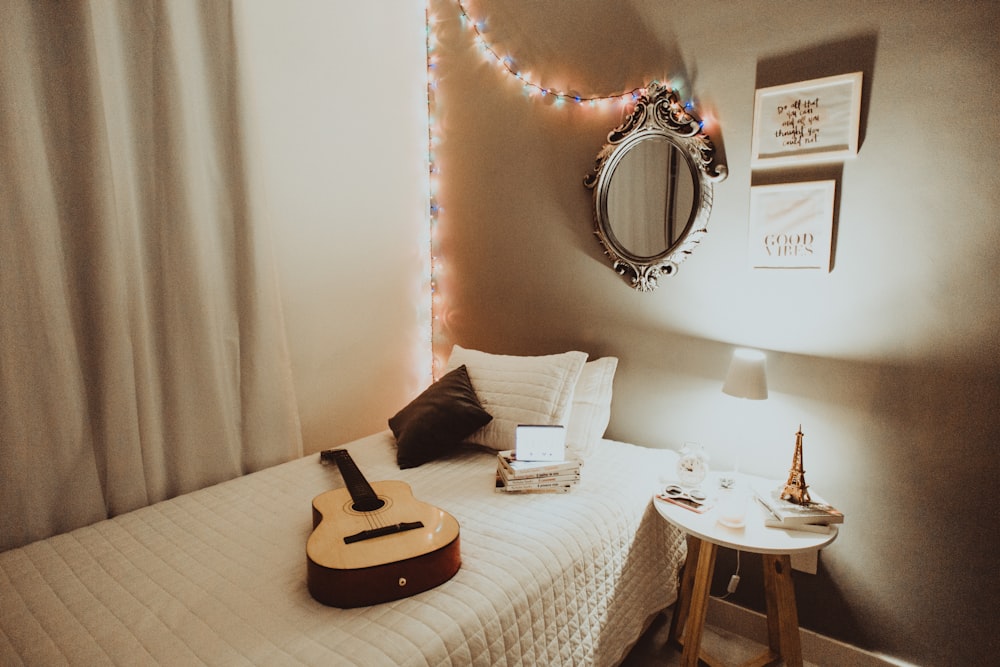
[717,516,746,529]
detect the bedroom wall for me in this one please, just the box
[235,0,430,452]
[428,0,1000,665]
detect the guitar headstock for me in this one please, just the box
[319,449,343,465]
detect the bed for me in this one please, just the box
[1,349,687,666]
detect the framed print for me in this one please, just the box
[748,181,835,271]
[751,72,862,167]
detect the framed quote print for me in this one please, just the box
[748,181,835,271]
[751,72,862,167]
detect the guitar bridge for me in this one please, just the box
[344,521,425,545]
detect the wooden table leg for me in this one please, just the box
[762,554,803,667]
[676,536,717,667]
[668,534,699,646]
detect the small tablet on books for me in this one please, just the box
[515,424,566,462]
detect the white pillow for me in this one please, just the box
[565,357,618,458]
[446,346,587,452]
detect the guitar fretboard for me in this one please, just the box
[325,449,385,512]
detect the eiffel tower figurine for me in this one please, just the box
[781,425,812,505]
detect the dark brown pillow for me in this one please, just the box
[388,365,493,469]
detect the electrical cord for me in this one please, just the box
[713,549,741,600]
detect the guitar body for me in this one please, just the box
[307,455,461,608]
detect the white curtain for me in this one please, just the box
[0,0,303,551]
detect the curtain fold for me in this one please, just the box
[0,0,302,552]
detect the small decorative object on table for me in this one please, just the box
[716,482,750,528]
[676,442,709,488]
[781,425,811,504]
[755,427,844,533]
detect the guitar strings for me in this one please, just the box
[361,501,386,530]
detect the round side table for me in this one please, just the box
[653,478,837,667]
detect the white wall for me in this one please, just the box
[429,0,1000,664]
[236,0,430,451]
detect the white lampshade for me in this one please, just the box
[722,348,768,400]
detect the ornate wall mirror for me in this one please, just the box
[584,82,727,290]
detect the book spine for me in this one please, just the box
[754,493,843,525]
[500,460,580,476]
[498,466,580,482]
[498,453,581,476]
[497,468,580,483]
[498,466,578,486]
[495,477,572,494]
[763,519,833,534]
[501,476,577,490]
[495,486,571,494]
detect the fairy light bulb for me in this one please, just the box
[453,0,654,107]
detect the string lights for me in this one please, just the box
[424,0,706,376]
[426,4,446,377]
[454,0,662,107]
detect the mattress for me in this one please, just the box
[1,431,685,666]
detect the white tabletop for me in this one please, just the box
[652,474,838,555]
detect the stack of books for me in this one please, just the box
[754,486,844,533]
[495,450,582,493]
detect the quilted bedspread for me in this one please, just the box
[1,432,685,666]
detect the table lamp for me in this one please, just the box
[722,348,768,401]
[721,348,768,478]
[717,348,768,527]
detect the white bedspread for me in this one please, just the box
[1,432,684,666]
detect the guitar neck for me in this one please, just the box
[323,449,384,512]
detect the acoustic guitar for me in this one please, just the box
[306,448,461,607]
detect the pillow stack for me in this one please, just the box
[388,345,618,469]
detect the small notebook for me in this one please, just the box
[514,424,566,462]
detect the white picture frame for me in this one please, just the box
[747,181,835,271]
[751,72,862,167]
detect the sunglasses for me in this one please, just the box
[662,484,707,504]
[657,485,711,513]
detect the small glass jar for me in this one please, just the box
[716,479,749,528]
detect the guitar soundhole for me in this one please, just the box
[352,497,386,512]
[343,495,392,516]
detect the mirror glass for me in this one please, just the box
[584,82,727,291]
[606,136,696,258]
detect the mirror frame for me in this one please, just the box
[584,82,727,290]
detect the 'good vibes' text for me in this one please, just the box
[763,233,814,256]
